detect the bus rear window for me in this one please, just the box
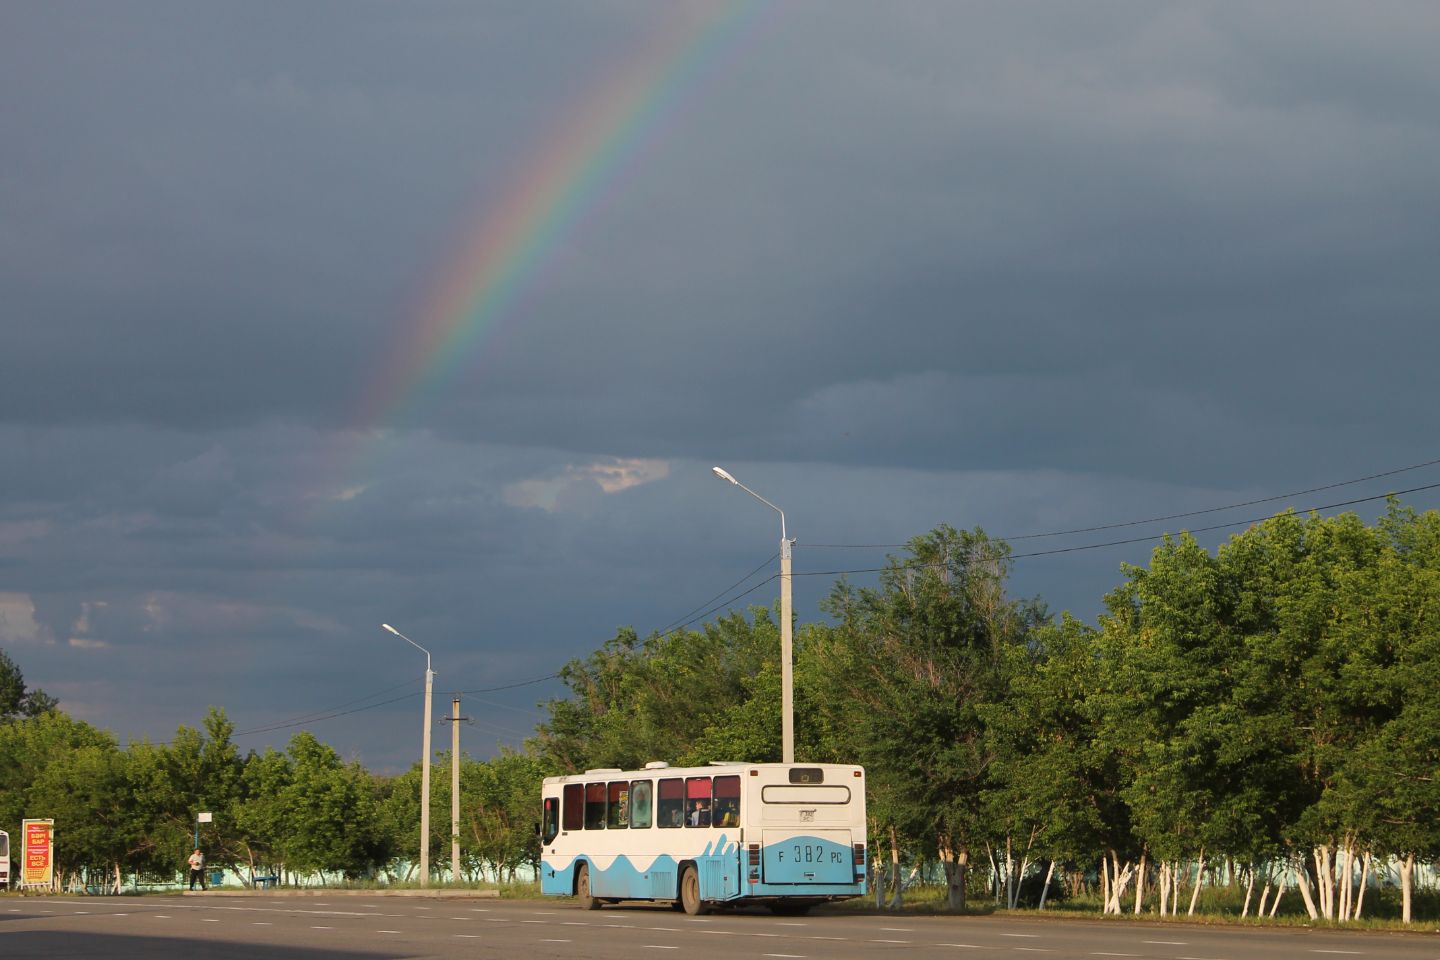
[657,778,684,828]
[562,783,584,831]
[762,785,852,804]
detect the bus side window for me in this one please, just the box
[630,780,653,829]
[562,784,584,832]
[606,781,629,829]
[685,776,712,827]
[657,778,684,828]
[542,797,560,845]
[585,782,606,830]
[712,775,740,828]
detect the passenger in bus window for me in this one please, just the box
[714,797,739,827]
[688,799,711,827]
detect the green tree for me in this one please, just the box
[0,647,57,720]
[819,525,1041,910]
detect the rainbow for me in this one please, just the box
[358,1,766,432]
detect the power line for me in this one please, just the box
[803,454,1440,549]
[791,480,1440,579]
[652,551,779,636]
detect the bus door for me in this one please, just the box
[0,830,9,889]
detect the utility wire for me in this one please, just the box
[652,550,779,636]
[804,454,1440,549]
[791,480,1440,579]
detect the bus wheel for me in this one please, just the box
[680,866,707,916]
[575,864,601,910]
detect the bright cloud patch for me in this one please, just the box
[0,592,51,645]
[504,458,670,512]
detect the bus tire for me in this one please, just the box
[575,863,601,910]
[679,865,707,916]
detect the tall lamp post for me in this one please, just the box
[382,623,434,887]
[711,466,795,763]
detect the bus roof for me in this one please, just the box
[543,761,864,786]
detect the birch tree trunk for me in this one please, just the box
[1398,852,1414,924]
[1292,859,1319,920]
[1157,861,1170,917]
[1351,850,1370,921]
[1133,850,1148,915]
[1268,878,1285,917]
[1187,848,1206,916]
[1241,864,1256,918]
[1037,859,1056,911]
[889,825,903,910]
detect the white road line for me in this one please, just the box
[1144,942,1188,946]
[311,925,332,929]
[1013,950,1054,954]
[201,918,220,923]
[1091,954,1138,957]
[376,930,402,934]
[450,916,471,920]
[253,922,272,925]
[1310,953,1363,956]
[643,947,679,951]
[487,917,510,922]
[469,907,491,912]
[763,955,807,958]
[542,939,572,943]
[880,927,913,931]
[563,921,589,925]
[776,921,808,926]
[73,911,90,915]
[1002,933,1041,938]
[937,946,983,950]
[871,939,911,944]
[455,934,483,938]
[153,915,171,918]
[1177,956,1228,960]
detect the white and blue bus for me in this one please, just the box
[540,761,866,915]
[0,829,9,889]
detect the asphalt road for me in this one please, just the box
[2,895,1437,960]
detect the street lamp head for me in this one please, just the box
[382,623,399,636]
[712,466,737,484]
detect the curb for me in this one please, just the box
[183,888,500,898]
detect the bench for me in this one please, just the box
[254,874,280,890]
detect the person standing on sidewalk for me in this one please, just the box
[187,848,205,890]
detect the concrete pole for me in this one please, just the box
[451,695,461,885]
[780,535,794,764]
[420,667,433,887]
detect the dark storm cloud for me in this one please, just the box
[3,1,1438,766]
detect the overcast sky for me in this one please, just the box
[3,1,1438,772]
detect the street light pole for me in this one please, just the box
[711,466,795,763]
[382,623,434,888]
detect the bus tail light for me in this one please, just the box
[748,843,761,884]
[853,843,866,882]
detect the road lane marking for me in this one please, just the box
[311,925,333,929]
[543,939,572,943]
[1002,933,1041,938]
[642,947,679,951]
[938,946,983,950]
[881,927,913,931]
[1144,942,1188,946]
[376,930,402,934]
[1013,950,1054,954]
[201,918,220,923]
[1310,953,1363,956]
[1091,954,1138,957]
[253,922,272,925]
[455,934,482,938]
[763,955,807,958]
[871,939,910,944]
